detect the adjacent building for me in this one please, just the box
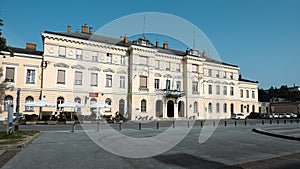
[1,25,259,120]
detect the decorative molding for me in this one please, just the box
[71,64,86,70]
[117,70,127,74]
[103,68,115,73]
[154,73,162,77]
[23,64,39,68]
[2,62,19,66]
[163,74,172,78]
[174,75,182,79]
[54,62,69,68]
[88,67,101,71]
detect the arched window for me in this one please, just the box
[208,103,212,113]
[230,103,234,114]
[247,105,249,113]
[223,103,227,113]
[25,96,34,111]
[56,96,64,111]
[4,95,13,111]
[194,101,198,113]
[141,99,146,112]
[105,98,112,112]
[119,99,125,116]
[216,103,220,113]
[252,105,255,113]
[74,97,81,112]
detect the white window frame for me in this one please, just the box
[119,76,126,88]
[55,68,67,87]
[120,55,125,65]
[24,66,37,86]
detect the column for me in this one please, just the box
[163,99,167,118]
[174,102,179,118]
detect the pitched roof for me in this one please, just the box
[11,47,43,56]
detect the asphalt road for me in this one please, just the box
[2,121,300,169]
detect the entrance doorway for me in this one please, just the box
[178,101,184,117]
[167,100,174,117]
[156,100,163,117]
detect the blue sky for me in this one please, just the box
[1,0,300,89]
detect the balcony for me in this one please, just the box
[156,89,185,98]
[139,87,149,92]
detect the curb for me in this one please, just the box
[0,132,40,149]
[252,128,300,141]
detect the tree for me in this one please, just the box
[0,18,14,112]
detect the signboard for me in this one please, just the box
[89,92,98,97]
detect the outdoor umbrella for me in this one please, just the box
[90,102,112,119]
[25,100,55,120]
[58,102,84,119]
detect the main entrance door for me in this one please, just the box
[167,100,174,117]
[178,101,184,117]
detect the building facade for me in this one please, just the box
[1,25,259,120]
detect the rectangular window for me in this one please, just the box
[57,70,65,84]
[106,74,112,87]
[192,64,198,72]
[59,46,66,56]
[176,63,181,72]
[208,69,212,77]
[224,72,227,78]
[76,49,82,60]
[216,85,220,95]
[140,76,147,88]
[216,71,219,78]
[223,86,227,95]
[5,67,15,82]
[166,80,171,90]
[120,55,125,65]
[192,82,198,92]
[166,62,170,70]
[176,81,181,91]
[230,87,234,96]
[74,71,82,85]
[223,104,227,113]
[154,60,159,69]
[140,56,148,65]
[240,89,244,98]
[252,91,255,99]
[246,90,250,98]
[120,76,125,88]
[91,73,98,86]
[26,69,35,84]
[230,72,233,79]
[107,53,112,63]
[208,84,212,94]
[154,79,160,89]
[92,52,98,62]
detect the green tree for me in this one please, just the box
[0,18,14,112]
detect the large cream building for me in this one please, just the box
[1,25,259,120]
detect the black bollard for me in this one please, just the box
[138,123,141,130]
[235,120,237,126]
[270,119,272,125]
[201,121,203,127]
[156,122,159,129]
[71,123,75,132]
[188,121,189,128]
[245,119,247,126]
[297,119,299,124]
[291,119,293,124]
[172,121,175,128]
[277,120,279,124]
[119,123,122,131]
[225,121,227,127]
[213,121,215,127]
[284,120,286,124]
[262,120,264,125]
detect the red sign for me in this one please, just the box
[89,93,98,97]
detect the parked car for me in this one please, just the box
[272,113,279,118]
[279,113,291,118]
[231,113,246,120]
[247,112,262,119]
[262,113,273,119]
[287,113,297,118]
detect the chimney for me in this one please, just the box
[81,24,88,33]
[202,50,207,57]
[89,26,93,34]
[124,36,128,44]
[67,25,71,33]
[239,74,242,80]
[163,42,168,49]
[26,43,36,50]
[155,41,159,48]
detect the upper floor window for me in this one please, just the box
[252,91,255,99]
[230,86,234,96]
[140,56,148,65]
[216,85,220,95]
[223,86,227,95]
[166,80,171,90]
[166,62,170,71]
[59,46,66,56]
[154,79,160,89]
[216,71,219,78]
[208,84,212,94]
[57,70,65,84]
[119,76,125,88]
[208,69,212,77]
[154,60,159,69]
[92,52,98,62]
[106,74,112,87]
[76,49,83,60]
[192,64,198,73]
[230,72,233,79]
[176,81,181,91]
[91,73,98,86]
[5,67,15,82]
[176,63,181,72]
[192,82,198,92]
[216,103,220,113]
[74,71,82,85]
[240,89,244,98]
[120,55,125,65]
[140,76,147,88]
[107,53,112,63]
[246,90,250,98]
[26,69,35,84]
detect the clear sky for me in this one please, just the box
[1,0,299,89]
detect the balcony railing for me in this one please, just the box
[139,87,149,92]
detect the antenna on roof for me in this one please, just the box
[142,16,146,38]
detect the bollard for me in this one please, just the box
[277,120,279,124]
[138,123,141,130]
[291,119,293,124]
[262,120,264,125]
[297,119,299,124]
[284,120,286,124]
[245,119,247,126]
[188,121,189,128]
[235,120,237,126]
[201,121,203,127]
[172,121,175,128]
[156,122,159,129]
[213,121,215,127]
[270,119,272,125]
[119,123,122,131]
[71,123,75,132]
[225,121,227,127]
